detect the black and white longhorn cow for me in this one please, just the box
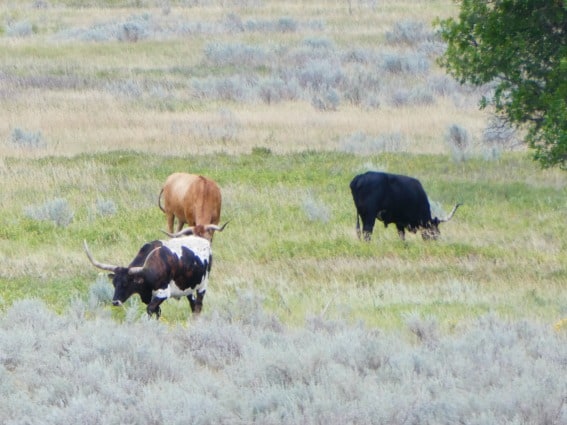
[350,171,461,241]
[84,224,225,318]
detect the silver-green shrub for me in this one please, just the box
[0,297,565,424]
[385,20,436,46]
[7,21,34,38]
[340,131,405,154]
[24,198,74,228]
[382,52,430,75]
[11,128,45,149]
[302,192,331,223]
[203,42,272,68]
[311,88,340,111]
[95,198,117,217]
[446,123,472,163]
[482,116,520,161]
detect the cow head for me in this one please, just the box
[421,219,441,240]
[83,241,153,307]
[422,203,462,240]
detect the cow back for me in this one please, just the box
[350,171,432,227]
[384,173,432,226]
[162,173,200,219]
[165,235,212,292]
[128,240,163,267]
[183,176,222,226]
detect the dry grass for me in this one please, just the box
[0,0,477,158]
[1,98,489,157]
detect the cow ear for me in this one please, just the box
[108,273,115,279]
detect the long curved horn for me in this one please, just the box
[205,220,230,232]
[128,266,144,275]
[83,240,119,272]
[128,247,160,276]
[161,226,195,238]
[438,203,462,223]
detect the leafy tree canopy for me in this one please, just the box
[436,0,567,169]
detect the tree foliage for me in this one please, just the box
[436,0,567,169]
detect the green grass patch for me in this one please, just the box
[1,151,565,328]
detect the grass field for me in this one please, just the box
[0,1,566,423]
[2,149,565,328]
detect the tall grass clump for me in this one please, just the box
[0,298,565,424]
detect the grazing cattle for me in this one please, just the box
[83,224,225,318]
[158,173,222,241]
[350,171,461,241]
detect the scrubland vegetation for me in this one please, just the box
[0,0,566,423]
[1,297,566,424]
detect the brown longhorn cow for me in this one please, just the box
[158,173,222,241]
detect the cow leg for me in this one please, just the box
[166,213,175,233]
[396,224,406,241]
[147,297,165,319]
[362,220,375,242]
[188,290,206,314]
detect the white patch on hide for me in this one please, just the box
[153,235,211,300]
[153,287,171,300]
[163,235,211,264]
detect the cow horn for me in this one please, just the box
[128,266,144,276]
[438,203,462,223]
[205,221,230,232]
[161,227,195,238]
[128,247,161,276]
[83,240,119,272]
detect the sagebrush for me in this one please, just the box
[0,298,565,424]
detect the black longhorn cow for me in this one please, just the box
[84,224,225,318]
[349,171,460,241]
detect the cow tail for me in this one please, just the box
[158,188,165,212]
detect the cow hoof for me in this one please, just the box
[147,306,162,319]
